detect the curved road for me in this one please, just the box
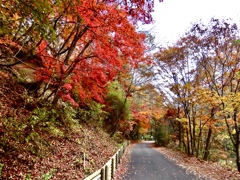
[122,141,203,180]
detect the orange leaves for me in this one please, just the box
[1,0,155,107]
[133,110,150,133]
[131,104,152,134]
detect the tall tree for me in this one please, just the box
[188,18,240,169]
[0,0,161,107]
[154,18,240,170]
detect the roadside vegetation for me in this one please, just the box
[0,0,159,179]
[1,0,240,179]
[150,18,240,173]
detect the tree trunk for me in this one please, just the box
[236,142,240,172]
[203,127,212,160]
[178,121,182,148]
[203,107,215,160]
[177,105,182,148]
[182,128,187,154]
[192,116,196,156]
[233,110,240,172]
[186,128,191,156]
[234,127,240,172]
[196,125,202,158]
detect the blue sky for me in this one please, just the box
[142,0,240,46]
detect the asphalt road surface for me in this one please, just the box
[122,141,204,180]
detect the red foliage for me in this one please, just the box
[32,0,153,106]
[165,109,178,118]
[131,104,151,133]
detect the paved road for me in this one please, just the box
[122,141,204,180]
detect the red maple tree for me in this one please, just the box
[30,0,156,106]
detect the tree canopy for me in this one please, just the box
[0,0,163,178]
[153,18,240,171]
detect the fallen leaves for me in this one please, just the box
[0,123,119,179]
[113,141,140,180]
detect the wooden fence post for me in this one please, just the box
[111,157,115,178]
[101,167,105,180]
[84,141,130,180]
[119,148,122,162]
[105,165,109,180]
[116,152,119,169]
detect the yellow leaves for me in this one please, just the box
[236,72,240,80]
[183,83,192,90]
[139,110,151,116]
[220,92,240,115]
[183,88,221,118]
[12,13,20,21]
[226,118,235,125]
[176,118,189,129]
[152,111,163,120]
[176,118,188,123]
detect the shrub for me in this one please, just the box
[154,125,169,147]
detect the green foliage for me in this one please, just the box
[0,163,3,177]
[25,173,31,180]
[84,159,95,175]
[105,81,132,121]
[42,169,55,180]
[60,103,79,129]
[30,104,79,132]
[88,102,107,124]
[154,125,169,147]
[1,116,27,152]
[143,134,153,141]
[111,132,124,144]
[29,107,64,137]
[77,101,107,126]
[0,0,57,45]
[104,81,132,133]
[232,39,240,45]
[1,104,80,156]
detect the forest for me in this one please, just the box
[0,0,240,179]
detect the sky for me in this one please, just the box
[142,0,240,46]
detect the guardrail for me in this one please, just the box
[84,141,129,180]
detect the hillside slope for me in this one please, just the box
[0,74,120,179]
